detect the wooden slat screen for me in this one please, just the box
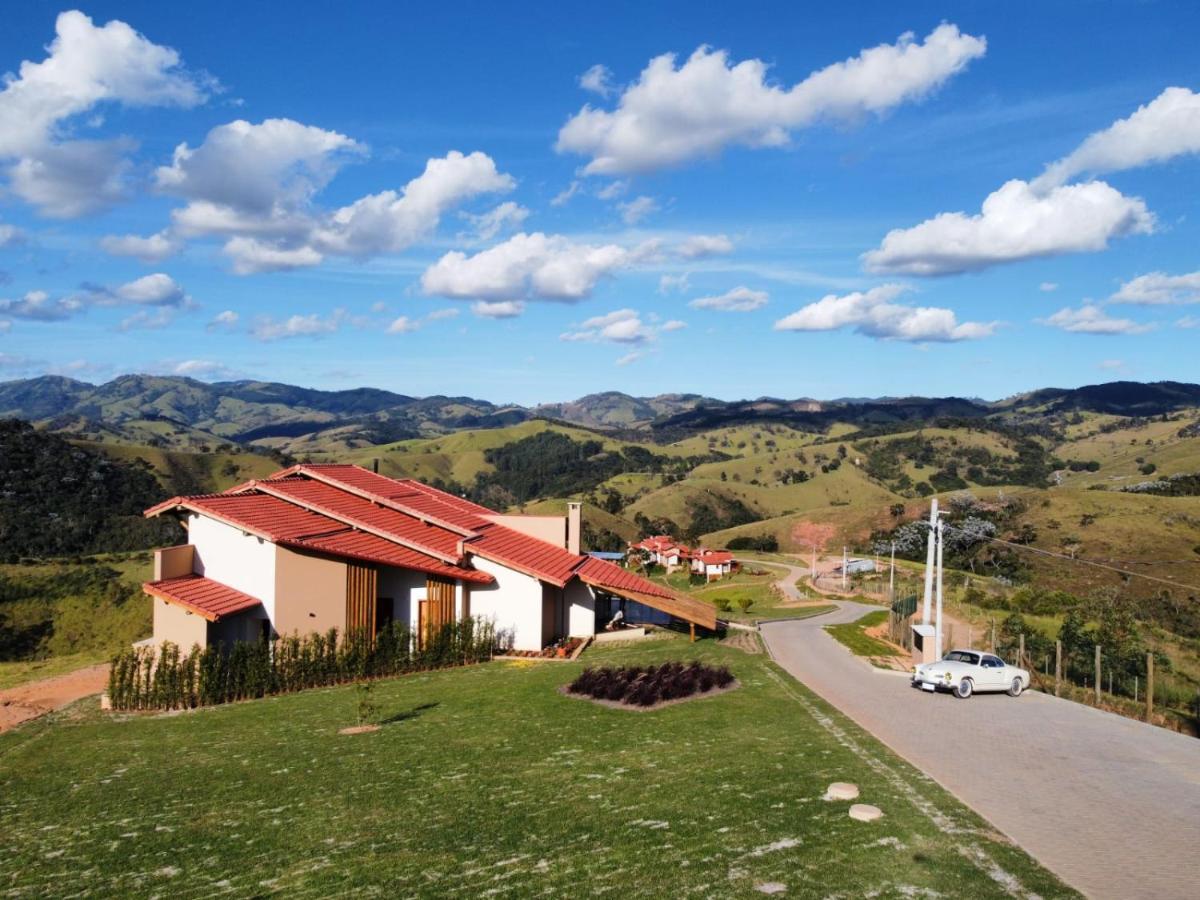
[346,562,378,640]
[420,575,457,647]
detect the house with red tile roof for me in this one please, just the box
[630,535,736,580]
[142,465,714,652]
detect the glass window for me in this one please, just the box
[945,651,980,665]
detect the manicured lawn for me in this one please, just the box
[824,610,898,659]
[0,634,1074,898]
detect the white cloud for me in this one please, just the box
[0,290,85,321]
[618,195,659,224]
[223,236,323,274]
[774,283,995,342]
[1097,359,1128,373]
[426,307,460,321]
[118,307,175,331]
[157,118,363,217]
[0,11,209,217]
[615,349,646,366]
[690,285,768,312]
[157,121,512,273]
[462,200,529,240]
[561,308,654,344]
[170,359,239,380]
[1177,315,1200,329]
[0,223,23,247]
[550,180,582,206]
[471,300,525,319]
[676,233,733,259]
[658,273,690,294]
[386,315,419,334]
[422,231,652,302]
[1039,282,1058,292]
[1039,303,1151,335]
[661,319,687,332]
[1110,270,1200,305]
[108,273,190,306]
[99,230,180,263]
[207,309,239,331]
[311,150,514,258]
[250,311,344,341]
[863,179,1153,276]
[556,25,985,174]
[579,64,615,98]
[0,320,10,334]
[595,180,628,200]
[1035,87,1200,190]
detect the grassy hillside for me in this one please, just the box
[75,440,284,495]
[0,634,1074,897]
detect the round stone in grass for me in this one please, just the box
[849,803,883,822]
[824,782,859,801]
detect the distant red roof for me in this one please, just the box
[144,575,262,622]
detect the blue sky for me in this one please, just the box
[0,1,1198,405]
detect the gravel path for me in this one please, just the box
[762,604,1200,900]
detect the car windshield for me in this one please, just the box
[944,651,979,665]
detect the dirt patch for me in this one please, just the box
[718,632,762,655]
[557,680,740,712]
[0,663,109,733]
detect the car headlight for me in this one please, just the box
[944,672,952,682]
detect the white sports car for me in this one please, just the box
[912,649,1030,699]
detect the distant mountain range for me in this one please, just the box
[1,374,1198,449]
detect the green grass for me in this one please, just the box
[0,651,109,690]
[0,634,1073,898]
[824,610,897,659]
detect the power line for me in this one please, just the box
[938,521,1200,594]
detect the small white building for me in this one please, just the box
[143,465,714,652]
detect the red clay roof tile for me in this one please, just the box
[143,574,262,622]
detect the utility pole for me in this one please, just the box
[888,541,895,603]
[811,545,817,585]
[842,545,848,592]
[934,518,944,658]
[921,497,938,624]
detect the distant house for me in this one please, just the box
[142,465,714,653]
[690,549,734,580]
[630,535,736,581]
[834,558,877,576]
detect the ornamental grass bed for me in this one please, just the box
[562,660,737,711]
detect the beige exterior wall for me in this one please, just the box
[273,546,348,638]
[565,579,595,637]
[469,554,545,651]
[152,597,208,649]
[154,544,195,581]
[483,514,566,548]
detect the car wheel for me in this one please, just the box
[955,678,973,699]
[1008,678,1023,697]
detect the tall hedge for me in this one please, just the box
[107,618,494,711]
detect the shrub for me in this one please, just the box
[713,596,732,613]
[566,660,736,708]
[737,596,754,612]
[107,618,494,711]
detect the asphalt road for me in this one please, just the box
[762,603,1200,900]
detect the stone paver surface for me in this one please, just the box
[762,604,1200,900]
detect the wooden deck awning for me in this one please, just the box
[575,558,717,630]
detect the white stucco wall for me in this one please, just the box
[564,580,595,637]
[377,566,426,631]
[188,514,277,621]
[468,555,545,651]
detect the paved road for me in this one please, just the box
[762,604,1200,900]
[752,559,809,601]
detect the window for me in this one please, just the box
[982,656,1003,668]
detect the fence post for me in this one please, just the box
[1018,633,1025,668]
[1055,640,1062,697]
[990,618,996,653]
[1146,652,1154,721]
[967,625,972,649]
[1094,644,1101,705]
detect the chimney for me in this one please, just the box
[567,501,582,555]
[372,458,379,474]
